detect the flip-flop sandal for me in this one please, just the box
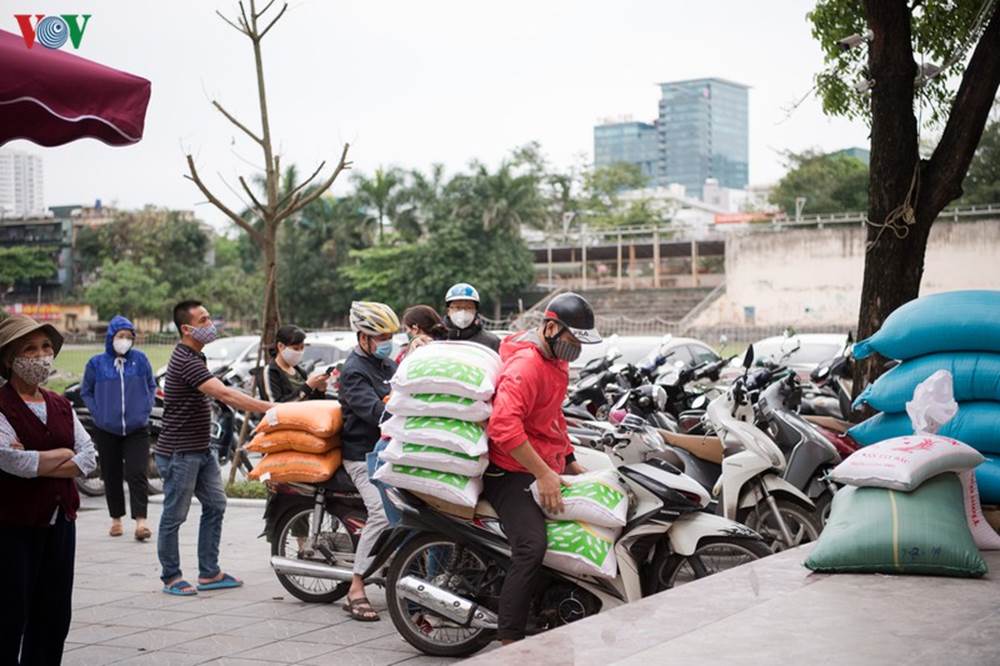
[344,596,380,622]
[163,580,197,596]
[196,573,243,591]
[135,526,152,542]
[109,523,123,537]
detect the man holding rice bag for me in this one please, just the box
[484,292,601,643]
[340,301,400,622]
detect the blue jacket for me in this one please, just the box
[81,315,157,436]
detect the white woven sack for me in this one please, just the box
[959,470,1000,550]
[543,520,620,579]
[373,463,482,508]
[392,341,501,401]
[831,434,984,491]
[381,414,488,456]
[379,438,488,478]
[531,470,628,528]
[386,391,492,422]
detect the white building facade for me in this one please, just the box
[0,149,45,218]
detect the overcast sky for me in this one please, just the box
[9,0,870,230]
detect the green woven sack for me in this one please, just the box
[805,473,987,578]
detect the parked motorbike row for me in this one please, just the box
[258,335,860,658]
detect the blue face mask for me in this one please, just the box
[373,340,394,360]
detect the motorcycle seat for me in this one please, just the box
[474,499,499,519]
[320,466,357,494]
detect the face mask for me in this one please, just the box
[449,310,475,330]
[545,328,582,362]
[12,354,55,386]
[113,338,133,356]
[188,322,218,345]
[373,340,394,360]
[281,348,304,366]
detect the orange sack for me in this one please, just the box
[248,448,342,484]
[245,430,340,455]
[255,400,343,437]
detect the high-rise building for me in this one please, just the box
[593,120,660,181]
[0,149,45,218]
[658,78,749,198]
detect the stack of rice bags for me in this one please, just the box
[806,372,999,577]
[247,401,343,483]
[850,290,1000,505]
[530,470,629,579]
[374,341,500,509]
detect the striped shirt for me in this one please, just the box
[155,343,214,456]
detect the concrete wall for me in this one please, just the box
[691,219,1000,327]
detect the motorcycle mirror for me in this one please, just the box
[847,330,855,345]
[742,345,755,370]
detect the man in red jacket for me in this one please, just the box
[484,292,601,643]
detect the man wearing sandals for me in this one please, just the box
[339,301,400,621]
[155,301,274,596]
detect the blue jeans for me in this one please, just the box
[155,450,227,584]
[367,438,401,526]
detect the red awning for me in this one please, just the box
[0,29,151,147]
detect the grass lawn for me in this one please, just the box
[51,344,176,393]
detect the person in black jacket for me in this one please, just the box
[262,325,328,403]
[339,301,399,622]
[443,282,500,352]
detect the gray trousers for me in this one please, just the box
[343,460,390,576]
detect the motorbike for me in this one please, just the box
[63,380,164,497]
[661,346,822,551]
[263,466,370,603]
[363,416,771,658]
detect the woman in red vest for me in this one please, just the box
[0,315,97,665]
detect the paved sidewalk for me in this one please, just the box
[66,495,467,665]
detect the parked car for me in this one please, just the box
[570,335,721,381]
[722,333,849,382]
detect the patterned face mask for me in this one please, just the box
[12,354,55,386]
[188,322,219,345]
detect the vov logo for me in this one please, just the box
[14,14,92,50]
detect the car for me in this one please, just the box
[570,334,721,380]
[723,333,850,382]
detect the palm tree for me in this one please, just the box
[463,161,544,233]
[352,167,403,241]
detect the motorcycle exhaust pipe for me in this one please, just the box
[396,575,498,630]
[270,556,383,585]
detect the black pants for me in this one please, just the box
[0,513,76,665]
[482,465,548,642]
[93,428,150,519]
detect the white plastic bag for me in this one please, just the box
[543,520,620,578]
[831,434,984,492]
[531,470,629,528]
[905,369,959,435]
[391,341,501,401]
[379,438,488,477]
[959,470,1000,550]
[373,463,483,508]
[381,414,488,456]
[386,391,492,422]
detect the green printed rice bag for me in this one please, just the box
[382,414,488,456]
[531,470,629,528]
[391,341,501,401]
[379,438,488,477]
[372,462,483,508]
[544,520,620,578]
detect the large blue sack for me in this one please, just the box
[853,290,1000,360]
[978,456,1000,504]
[848,401,1000,454]
[854,352,1000,412]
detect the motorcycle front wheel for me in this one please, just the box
[739,499,822,552]
[386,533,496,658]
[271,505,355,603]
[648,536,772,593]
[75,461,105,496]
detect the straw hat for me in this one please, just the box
[0,315,64,379]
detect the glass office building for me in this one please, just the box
[593,121,661,181]
[657,78,749,198]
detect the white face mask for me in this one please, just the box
[113,338,133,356]
[449,310,475,330]
[281,348,304,366]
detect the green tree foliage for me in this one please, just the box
[771,151,869,215]
[0,247,57,294]
[581,163,660,228]
[352,167,404,241]
[961,118,1000,204]
[84,259,171,320]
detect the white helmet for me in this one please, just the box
[350,301,400,336]
[445,283,480,305]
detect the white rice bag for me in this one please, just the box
[543,520,620,579]
[531,470,629,528]
[386,391,492,422]
[392,341,501,401]
[381,414,488,456]
[960,470,1000,550]
[380,438,488,478]
[831,434,984,492]
[373,463,482,508]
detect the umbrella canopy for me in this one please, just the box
[0,29,151,147]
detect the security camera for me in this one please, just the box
[837,29,873,51]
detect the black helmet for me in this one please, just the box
[543,292,601,344]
